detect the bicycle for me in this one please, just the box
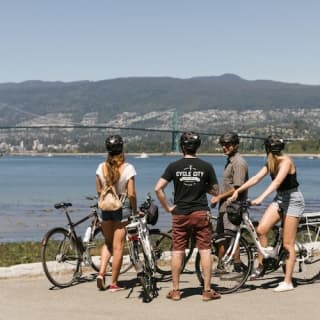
[195,200,320,294]
[41,200,104,288]
[125,211,158,302]
[90,194,174,278]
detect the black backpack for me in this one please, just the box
[140,196,159,226]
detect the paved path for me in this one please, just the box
[1,267,320,320]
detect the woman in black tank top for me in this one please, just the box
[229,135,305,292]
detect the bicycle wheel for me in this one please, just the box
[195,231,253,294]
[150,229,187,275]
[89,227,133,275]
[290,225,320,284]
[41,227,81,288]
[139,240,158,303]
[149,229,180,275]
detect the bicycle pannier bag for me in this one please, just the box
[226,202,243,226]
[98,185,123,212]
[140,200,159,225]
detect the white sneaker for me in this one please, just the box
[273,281,294,292]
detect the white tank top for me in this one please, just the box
[96,162,137,194]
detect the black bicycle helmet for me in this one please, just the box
[180,132,201,154]
[264,135,285,154]
[219,132,240,145]
[105,135,123,155]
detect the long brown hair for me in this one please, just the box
[103,153,125,186]
[267,152,281,177]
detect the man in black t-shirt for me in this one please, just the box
[155,132,221,301]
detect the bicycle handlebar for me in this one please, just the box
[54,202,72,209]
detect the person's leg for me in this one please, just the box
[194,211,221,300]
[199,248,212,291]
[110,221,126,286]
[282,214,299,284]
[249,204,281,279]
[216,212,225,260]
[256,203,281,266]
[171,251,184,290]
[97,220,113,289]
[99,220,113,275]
[167,214,189,299]
[222,212,243,265]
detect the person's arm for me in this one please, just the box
[154,178,175,213]
[207,164,219,203]
[211,186,235,206]
[229,165,268,202]
[127,176,138,213]
[208,183,219,197]
[96,175,103,197]
[252,158,291,205]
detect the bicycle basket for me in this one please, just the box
[226,202,243,226]
[139,200,159,226]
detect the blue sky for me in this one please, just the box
[1,0,320,84]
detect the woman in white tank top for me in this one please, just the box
[95,135,137,292]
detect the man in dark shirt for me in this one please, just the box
[155,132,221,301]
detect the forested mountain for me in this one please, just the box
[1,74,320,126]
[1,74,320,153]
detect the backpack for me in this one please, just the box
[98,163,126,212]
[98,185,123,212]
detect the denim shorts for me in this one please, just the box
[272,188,305,218]
[100,208,123,221]
[100,198,132,222]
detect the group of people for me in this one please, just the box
[94,131,305,300]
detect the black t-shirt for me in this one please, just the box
[161,157,218,214]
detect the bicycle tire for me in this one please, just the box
[41,227,81,288]
[195,231,253,294]
[149,229,186,275]
[139,239,158,303]
[289,225,320,284]
[89,227,133,275]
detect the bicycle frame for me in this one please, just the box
[126,214,155,271]
[222,210,282,265]
[125,212,158,302]
[53,202,101,265]
[41,201,103,288]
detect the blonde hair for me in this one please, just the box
[267,152,281,176]
[103,152,125,186]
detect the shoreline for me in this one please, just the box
[3,152,320,158]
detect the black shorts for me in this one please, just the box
[100,208,122,221]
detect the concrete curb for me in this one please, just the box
[0,262,44,279]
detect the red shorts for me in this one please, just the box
[172,211,212,251]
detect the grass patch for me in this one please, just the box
[0,242,42,267]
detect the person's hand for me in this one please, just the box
[134,210,145,217]
[210,195,220,207]
[168,205,176,213]
[250,196,263,206]
[227,190,239,204]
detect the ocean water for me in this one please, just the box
[0,154,319,242]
